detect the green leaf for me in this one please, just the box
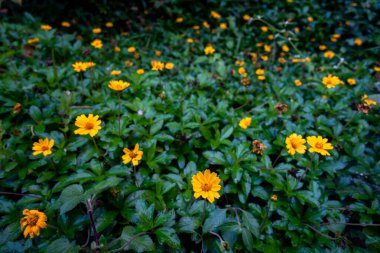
[155,227,181,249]
[241,228,254,251]
[57,184,84,215]
[29,105,42,123]
[203,151,226,165]
[150,119,164,135]
[120,226,154,253]
[241,211,259,238]
[44,238,79,253]
[203,208,226,233]
[220,126,234,140]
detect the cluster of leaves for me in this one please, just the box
[0,0,380,252]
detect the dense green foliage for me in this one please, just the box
[1,0,380,252]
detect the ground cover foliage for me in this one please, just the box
[1,0,380,252]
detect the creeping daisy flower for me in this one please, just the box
[40,25,52,31]
[20,209,47,238]
[239,117,252,129]
[285,133,306,155]
[307,136,334,156]
[151,60,164,71]
[322,74,341,88]
[74,114,102,137]
[108,80,130,91]
[122,144,143,166]
[204,45,215,55]
[91,39,103,49]
[32,138,54,156]
[192,169,221,203]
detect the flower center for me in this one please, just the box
[28,214,39,226]
[201,183,212,192]
[129,152,137,159]
[85,122,94,130]
[315,142,324,149]
[41,145,49,151]
[291,140,298,149]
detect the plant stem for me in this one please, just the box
[92,137,103,168]
[0,191,41,199]
[111,232,148,252]
[86,199,99,252]
[259,203,271,233]
[118,92,121,136]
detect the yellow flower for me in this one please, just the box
[105,22,113,28]
[165,62,174,69]
[155,50,161,56]
[235,60,245,66]
[122,144,143,166]
[271,195,278,201]
[110,70,121,76]
[193,25,200,30]
[255,69,265,75]
[257,75,265,81]
[203,21,210,29]
[128,47,136,53]
[40,24,52,31]
[322,74,341,89]
[347,78,356,85]
[319,44,327,51]
[27,38,40,44]
[261,55,268,61]
[261,26,268,32]
[264,45,271,52]
[151,60,164,71]
[61,21,71,27]
[192,169,221,203]
[176,17,183,23]
[114,47,121,52]
[220,23,227,30]
[20,209,47,238]
[91,39,103,49]
[204,45,215,55]
[285,133,306,155]
[307,136,334,156]
[324,50,335,59]
[125,60,133,67]
[72,62,87,72]
[307,17,314,22]
[354,38,362,46]
[84,62,96,69]
[137,69,145,75]
[32,138,54,156]
[294,79,302,86]
[211,10,221,19]
[108,80,130,91]
[362,94,377,106]
[92,28,101,34]
[294,27,300,33]
[187,38,194,43]
[239,117,251,129]
[238,67,246,76]
[374,66,380,72]
[256,42,264,47]
[74,114,102,137]
[268,34,274,40]
[282,45,289,52]
[243,14,251,21]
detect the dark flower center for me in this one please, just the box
[85,122,94,130]
[202,183,211,191]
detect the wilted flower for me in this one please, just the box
[13,103,22,114]
[32,138,54,156]
[122,144,143,166]
[252,140,267,155]
[192,169,221,203]
[125,60,133,67]
[285,134,306,155]
[108,80,130,91]
[91,39,103,49]
[357,103,371,114]
[74,114,102,137]
[241,78,250,86]
[274,102,288,114]
[20,209,47,238]
[239,117,251,129]
[307,136,334,156]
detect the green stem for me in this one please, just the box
[118,92,121,136]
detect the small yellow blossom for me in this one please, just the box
[324,50,335,59]
[285,134,306,155]
[192,169,221,203]
[261,55,268,61]
[354,38,363,46]
[204,45,215,55]
[176,17,183,23]
[322,74,341,88]
[271,195,278,201]
[151,60,165,71]
[61,21,71,27]
[220,23,227,29]
[255,69,265,75]
[165,62,174,70]
[91,39,103,49]
[264,45,271,52]
[122,144,143,166]
[27,38,40,44]
[32,138,54,156]
[137,69,145,75]
[108,80,130,91]
[362,94,377,106]
[128,47,136,53]
[294,80,302,86]
[211,10,221,19]
[282,45,289,52]
[155,50,161,56]
[261,26,268,32]
[20,209,47,238]
[243,14,251,21]
[319,44,327,51]
[307,136,334,156]
[105,22,113,28]
[187,38,194,43]
[110,70,121,76]
[125,60,133,67]
[239,117,252,129]
[92,28,101,34]
[41,24,52,31]
[307,17,314,22]
[74,114,102,137]
[347,78,356,86]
